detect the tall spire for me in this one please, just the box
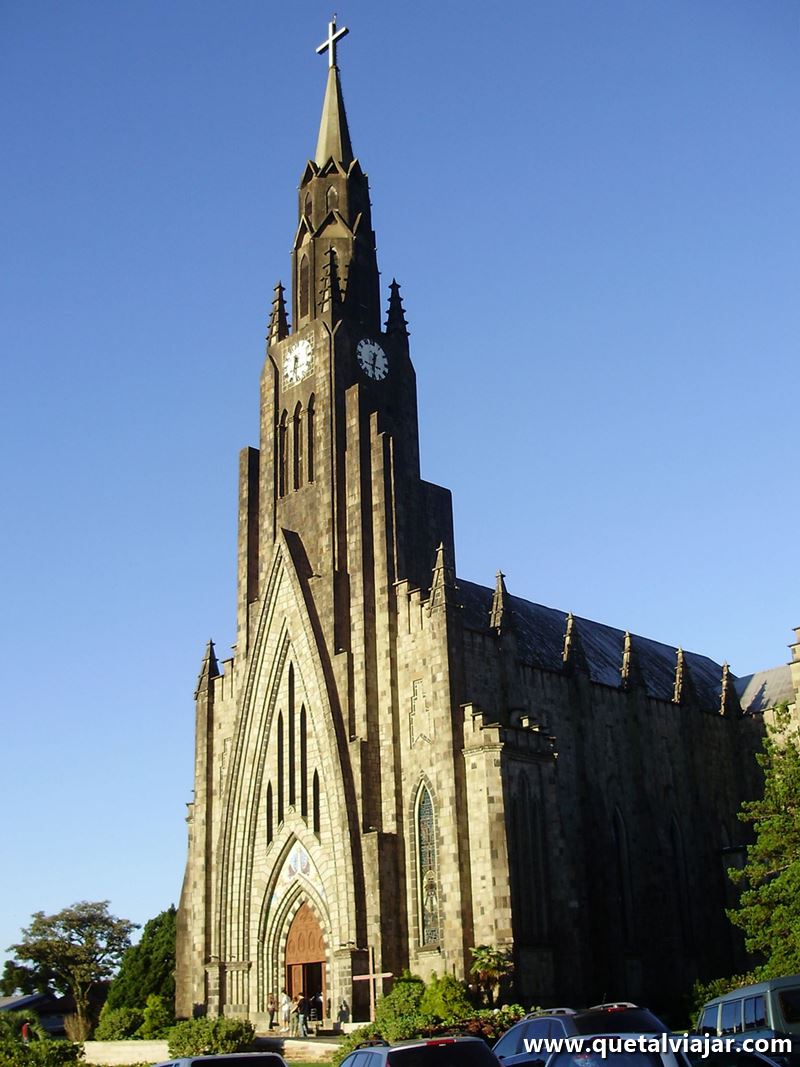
[314,18,354,168]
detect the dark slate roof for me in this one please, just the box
[458,578,729,710]
[734,664,795,714]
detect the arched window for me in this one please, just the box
[304,193,312,222]
[306,395,315,483]
[670,817,693,948]
[416,784,440,946]
[299,256,310,319]
[300,704,308,819]
[288,665,296,806]
[312,770,320,836]
[326,186,338,212]
[277,712,284,824]
[509,776,549,943]
[613,808,634,948]
[266,781,273,845]
[278,411,288,498]
[292,402,303,491]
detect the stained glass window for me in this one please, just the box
[416,785,440,946]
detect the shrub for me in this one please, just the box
[373,971,427,1041]
[167,1018,254,1057]
[0,1038,83,1067]
[689,974,756,1026]
[419,975,472,1023]
[138,996,175,1039]
[93,1008,144,1041]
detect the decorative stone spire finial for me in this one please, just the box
[562,612,589,673]
[489,570,512,633]
[620,631,645,690]
[719,662,740,717]
[672,647,698,706]
[268,282,289,345]
[385,279,409,336]
[428,542,457,614]
[319,246,342,314]
[194,639,220,699]
[314,18,354,167]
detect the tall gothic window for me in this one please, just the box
[312,770,320,836]
[416,784,440,946]
[300,704,308,819]
[277,712,284,824]
[288,665,296,806]
[509,777,549,943]
[307,395,315,483]
[326,186,338,212]
[299,256,310,319]
[292,403,303,491]
[613,808,634,948]
[266,781,273,845]
[670,817,693,948]
[304,194,312,223]
[278,411,288,497]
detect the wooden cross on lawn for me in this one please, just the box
[316,15,349,69]
[352,945,393,1022]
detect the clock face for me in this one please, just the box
[283,337,313,385]
[357,338,389,381]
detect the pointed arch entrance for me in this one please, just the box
[285,901,327,1009]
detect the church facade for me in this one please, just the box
[175,22,800,1025]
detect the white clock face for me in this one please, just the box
[357,338,389,381]
[283,338,313,385]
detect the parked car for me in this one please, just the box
[696,974,800,1066]
[493,1004,669,1067]
[153,1055,289,1067]
[339,1036,500,1067]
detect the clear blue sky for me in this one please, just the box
[1,1,797,962]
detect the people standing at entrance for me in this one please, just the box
[290,994,300,1037]
[297,992,310,1038]
[280,988,291,1032]
[266,993,277,1030]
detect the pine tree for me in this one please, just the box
[104,906,177,1011]
[729,704,800,976]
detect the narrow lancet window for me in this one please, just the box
[277,712,284,824]
[613,808,634,947]
[300,704,308,819]
[416,784,440,946]
[266,781,273,845]
[292,403,303,491]
[326,186,338,212]
[312,770,320,836]
[307,395,315,483]
[299,256,310,319]
[278,411,288,497]
[288,666,296,806]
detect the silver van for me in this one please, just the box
[697,974,800,1063]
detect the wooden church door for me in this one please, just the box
[284,902,327,1014]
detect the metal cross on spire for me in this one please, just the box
[316,14,349,69]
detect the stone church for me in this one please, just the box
[175,20,800,1025]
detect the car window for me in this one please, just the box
[573,1009,667,1035]
[550,1052,664,1067]
[720,1000,743,1035]
[744,996,767,1030]
[779,989,800,1025]
[387,1044,497,1067]
[495,1023,528,1058]
[699,1007,718,1034]
[686,1053,776,1067]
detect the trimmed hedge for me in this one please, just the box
[0,1039,83,1067]
[167,1018,255,1056]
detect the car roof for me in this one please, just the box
[705,975,800,1006]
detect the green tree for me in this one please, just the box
[8,902,137,1038]
[729,704,800,976]
[105,906,176,1011]
[0,962,56,998]
[419,974,472,1021]
[468,945,513,1007]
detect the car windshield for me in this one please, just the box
[573,1010,667,1035]
[195,1059,284,1067]
[550,1053,664,1067]
[388,1045,496,1067]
